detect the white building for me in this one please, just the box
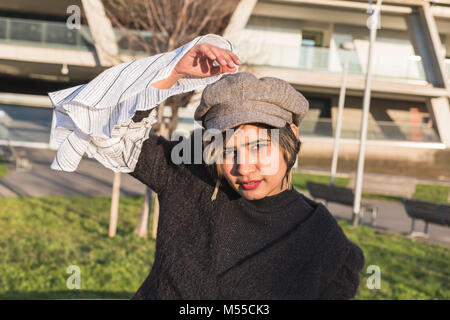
[0,0,449,175]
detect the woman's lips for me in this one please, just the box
[240,180,262,190]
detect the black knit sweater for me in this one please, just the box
[129,132,365,300]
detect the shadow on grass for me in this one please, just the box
[1,290,134,300]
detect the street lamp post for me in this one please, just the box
[330,43,353,186]
[352,0,382,227]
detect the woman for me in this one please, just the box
[49,34,365,300]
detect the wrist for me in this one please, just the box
[171,67,184,80]
[151,68,184,89]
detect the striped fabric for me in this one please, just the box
[48,34,238,173]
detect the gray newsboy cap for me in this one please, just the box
[194,72,309,131]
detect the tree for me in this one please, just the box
[102,0,238,238]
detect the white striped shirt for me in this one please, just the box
[48,34,238,173]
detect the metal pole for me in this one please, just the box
[109,171,121,237]
[352,0,382,227]
[330,57,349,185]
[49,109,56,149]
[134,187,153,238]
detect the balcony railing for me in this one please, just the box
[0,103,441,146]
[1,16,438,82]
[0,16,159,55]
[298,118,440,143]
[0,16,94,50]
[236,41,427,81]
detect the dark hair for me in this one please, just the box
[203,122,301,189]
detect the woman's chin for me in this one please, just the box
[237,188,267,200]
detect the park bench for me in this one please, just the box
[0,141,32,172]
[306,181,378,226]
[402,198,450,238]
[0,112,32,172]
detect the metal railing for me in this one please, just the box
[235,41,427,81]
[0,16,158,55]
[0,16,94,50]
[0,105,442,149]
[0,16,437,82]
[298,118,440,143]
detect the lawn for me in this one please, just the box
[413,183,450,204]
[0,196,153,299]
[292,172,450,204]
[291,172,350,190]
[0,195,448,299]
[0,154,7,179]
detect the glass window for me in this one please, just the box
[301,30,323,47]
[10,20,42,43]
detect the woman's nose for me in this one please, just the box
[237,162,256,176]
[236,149,257,176]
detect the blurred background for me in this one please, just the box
[0,0,448,300]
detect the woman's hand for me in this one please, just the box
[152,42,240,89]
[174,42,241,78]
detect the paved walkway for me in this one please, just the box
[1,146,449,246]
[0,146,145,198]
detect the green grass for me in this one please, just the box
[0,195,448,299]
[0,154,7,178]
[292,172,349,190]
[413,184,450,204]
[0,195,155,299]
[343,220,450,300]
[293,172,449,204]
[360,193,404,203]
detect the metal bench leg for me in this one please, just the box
[408,219,429,239]
[410,218,416,235]
[370,207,377,227]
[360,206,377,227]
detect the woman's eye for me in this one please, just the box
[250,144,266,152]
[224,149,237,159]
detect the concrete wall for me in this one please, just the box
[298,139,450,180]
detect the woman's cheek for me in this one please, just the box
[221,163,236,184]
[259,153,281,176]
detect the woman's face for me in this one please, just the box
[219,123,297,200]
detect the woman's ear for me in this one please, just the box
[289,123,299,139]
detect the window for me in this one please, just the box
[301,30,323,47]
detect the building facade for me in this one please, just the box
[213,0,450,178]
[0,0,449,178]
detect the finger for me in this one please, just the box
[220,52,234,67]
[228,52,241,65]
[210,47,228,66]
[224,54,236,68]
[199,45,217,61]
[221,64,237,74]
[215,48,238,68]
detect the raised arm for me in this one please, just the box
[152,41,240,89]
[129,40,240,193]
[47,34,240,176]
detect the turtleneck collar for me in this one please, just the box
[238,188,299,213]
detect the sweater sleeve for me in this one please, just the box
[127,133,179,194]
[47,34,238,173]
[318,239,365,300]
